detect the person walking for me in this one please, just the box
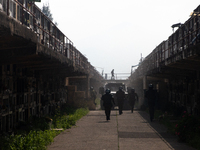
[145,84,157,122]
[116,86,125,115]
[128,88,138,113]
[101,89,115,121]
[90,87,97,105]
[111,69,115,80]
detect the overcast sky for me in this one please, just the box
[36,1,199,78]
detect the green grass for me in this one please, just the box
[0,105,89,150]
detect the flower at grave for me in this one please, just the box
[174,111,200,142]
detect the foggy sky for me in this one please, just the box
[36,0,200,78]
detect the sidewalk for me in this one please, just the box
[47,110,197,150]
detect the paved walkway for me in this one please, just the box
[47,110,197,150]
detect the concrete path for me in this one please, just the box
[47,110,197,150]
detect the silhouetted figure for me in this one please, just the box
[90,87,97,105]
[128,88,138,113]
[111,69,114,80]
[116,86,125,115]
[101,89,115,121]
[145,84,156,122]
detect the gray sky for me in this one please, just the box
[36,1,199,78]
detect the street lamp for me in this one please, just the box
[131,65,139,74]
[171,23,182,32]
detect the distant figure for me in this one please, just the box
[145,84,157,122]
[90,87,97,105]
[105,73,107,80]
[116,86,125,115]
[128,88,138,113]
[101,89,115,121]
[111,69,114,80]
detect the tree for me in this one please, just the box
[41,3,58,25]
[42,3,53,21]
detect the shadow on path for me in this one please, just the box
[138,111,197,150]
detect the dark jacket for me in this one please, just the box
[116,90,125,104]
[101,93,114,107]
[145,89,156,106]
[128,92,138,105]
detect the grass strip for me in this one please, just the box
[0,106,89,150]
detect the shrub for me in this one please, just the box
[175,111,200,146]
[8,130,60,150]
[0,106,89,150]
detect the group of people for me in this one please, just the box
[101,84,156,122]
[101,86,139,121]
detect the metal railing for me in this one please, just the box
[0,0,101,77]
[131,7,200,78]
[103,73,131,80]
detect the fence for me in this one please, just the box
[104,73,131,80]
[0,0,101,77]
[132,5,200,77]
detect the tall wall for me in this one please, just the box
[0,64,68,133]
[0,0,104,134]
[129,5,200,115]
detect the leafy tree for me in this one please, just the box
[41,3,58,26]
[42,3,53,21]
